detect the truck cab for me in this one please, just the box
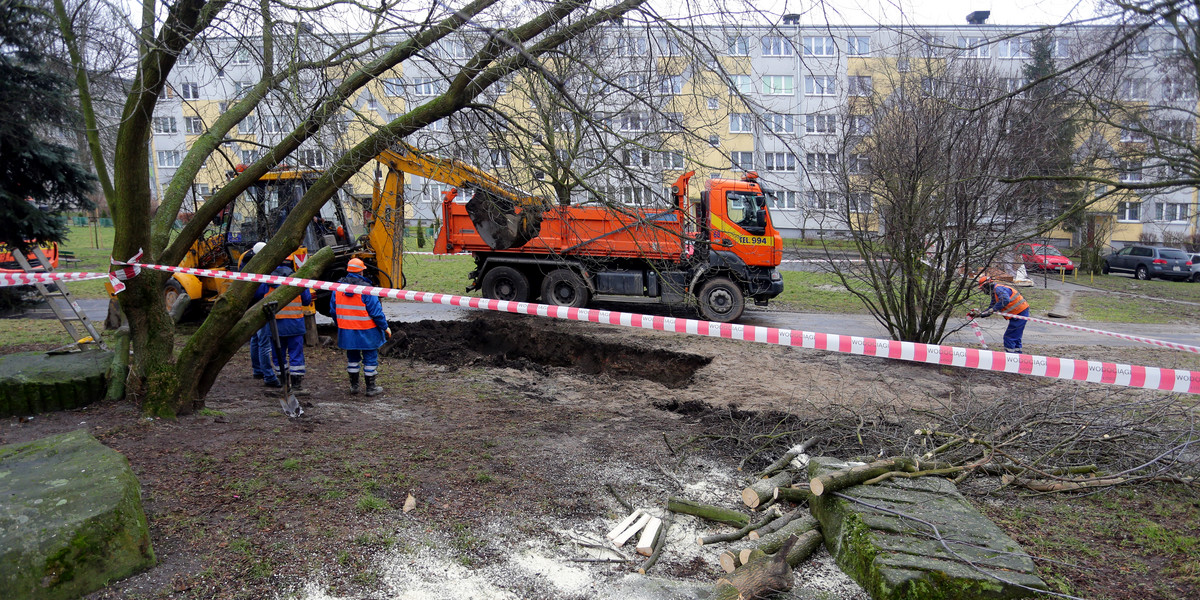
[698,173,785,308]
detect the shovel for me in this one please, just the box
[263,301,303,418]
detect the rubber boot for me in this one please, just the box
[349,372,360,395]
[291,375,311,396]
[364,375,383,397]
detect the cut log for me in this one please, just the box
[636,513,672,574]
[741,471,792,508]
[612,512,651,547]
[771,484,812,506]
[699,506,781,546]
[756,437,819,479]
[748,506,804,541]
[605,509,643,540]
[636,517,662,556]
[719,548,765,573]
[667,497,750,527]
[809,457,915,496]
[720,514,818,573]
[713,535,800,600]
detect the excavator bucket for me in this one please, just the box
[465,188,543,250]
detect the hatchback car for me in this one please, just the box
[1102,245,1193,281]
[1016,243,1075,273]
[1190,253,1200,282]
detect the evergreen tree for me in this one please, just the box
[1019,35,1085,229]
[0,0,94,253]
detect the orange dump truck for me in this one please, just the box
[432,171,784,323]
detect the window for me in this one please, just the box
[238,114,256,134]
[241,149,261,164]
[804,75,834,96]
[234,81,253,96]
[805,114,837,134]
[923,35,946,57]
[805,153,835,173]
[769,190,800,210]
[413,77,442,96]
[727,36,750,56]
[897,58,911,72]
[152,117,177,134]
[618,112,647,131]
[808,190,836,210]
[1120,123,1148,143]
[731,151,754,170]
[765,153,795,171]
[656,36,681,56]
[802,36,834,57]
[1164,79,1196,100]
[848,153,870,174]
[1052,38,1071,59]
[622,186,654,206]
[847,76,872,97]
[617,74,648,92]
[156,150,181,167]
[1131,36,1151,56]
[849,115,872,135]
[763,36,794,56]
[1001,77,1029,96]
[957,37,991,58]
[296,149,325,167]
[658,112,684,132]
[438,40,470,59]
[184,116,204,135]
[764,113,793,134]
[662,151,685,169]
[660,75,683,95]
[383,78,403,96]
[180,82,199,100]
[622,149,651,167]
[178,47,197,66]
[707,97,719,110]
[1108,202,1137,222]
[1161,119,1194,140]
[728,74,753,94]
[196,183,210,196]
[489,149,510,168]
[846,36,870,56]
[1157,202,1190,221]
[708,134,720,148]
[729,113,754,133]
[1118,160,1143,182]
[218,102,228,113]
[261,115,285,134]
[999,38,1030,59]
[763,75,794,95]
[848,193,872,213]
[233,47,251,65]
[1120,79,1147,100]
[216,68,225,79]
[615,35,648,57]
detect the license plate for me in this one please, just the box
[1174,266,1181,271]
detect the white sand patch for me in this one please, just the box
[376,549,519,600]
[517,550,594,596]
[293,581,351,600]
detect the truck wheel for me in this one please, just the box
[541,269,589,308]
[697,277,744,323]
[1101,262,1110,275]
[1135,265,1151,280]
[164,279,189,311]
[481,266,530,302]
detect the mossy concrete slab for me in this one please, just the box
[0,430,155,599]
[0,350,112,417]
[808,457,1046,600]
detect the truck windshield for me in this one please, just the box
[727,191,768,235]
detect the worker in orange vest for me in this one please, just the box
[975,276,1031,354]
[254,263,312,391]
[329,258,390,396]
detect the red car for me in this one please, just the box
[1017,243,1075,273]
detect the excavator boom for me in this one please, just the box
[375,143,549,250]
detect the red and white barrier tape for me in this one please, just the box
[108,250,143,293]
[112,261,1198,395]
[967,318,989,349]
[996,311,1200,354]
[0,272,111,286]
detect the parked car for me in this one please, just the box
[1016,243,1075,273]
[1102,245,1193,281]
[1190,253,1200,282]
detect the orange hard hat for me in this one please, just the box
[347,258,367,273]
[976,274,993,289]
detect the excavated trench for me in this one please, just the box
[377,315,712,388]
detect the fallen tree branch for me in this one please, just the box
[772,484,813,505]
[605,483,632,512]
[809,457,916,496]
[749,506,806,541]
[755,437,818,479]
[636,513,673,575]
[667,497,750,528]
[719,515,819,573]
[699,506,781,546]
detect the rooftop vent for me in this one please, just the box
[782,14,801,25]
[966,10,990,25]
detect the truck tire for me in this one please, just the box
[481,266,530,302]
[697,276,745,323]
[541,269,589,308]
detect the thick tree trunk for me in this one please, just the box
[742,471,792,508]
[809,457,915,496]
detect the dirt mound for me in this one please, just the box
[380,315,712,388]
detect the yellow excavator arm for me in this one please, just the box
[374,143,549,251]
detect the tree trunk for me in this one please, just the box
[809,457,916,496]
[667,497,750,528]
[742,471,792,508]
[719,515,819,573]
[712,534,803,600]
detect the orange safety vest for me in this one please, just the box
[992,284,1029,319]
[276,294,305,320]
[335,290,375,330]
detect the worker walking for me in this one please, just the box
[255,263,312,391]
[330,258,389,396]
[240,242,271,379]
[975,276,1030,354]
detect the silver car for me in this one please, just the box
[1102,245,1193,281]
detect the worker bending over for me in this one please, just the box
[255,263,312,391]
[331,258,390,396]
[975,276,1030,354]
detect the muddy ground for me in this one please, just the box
[3,311,1200,600]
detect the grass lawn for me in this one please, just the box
[56,224,117,299]
[1079,272,1200,303]
[0,318,110,350]
[399,253,474,294]
[1070,292,1200,324]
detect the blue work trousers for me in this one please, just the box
[346,349,379,377]
[272,335,306,380]
[1003,310,1029,353]
[250,326,271,377]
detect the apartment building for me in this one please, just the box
[153,15,1198,247]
